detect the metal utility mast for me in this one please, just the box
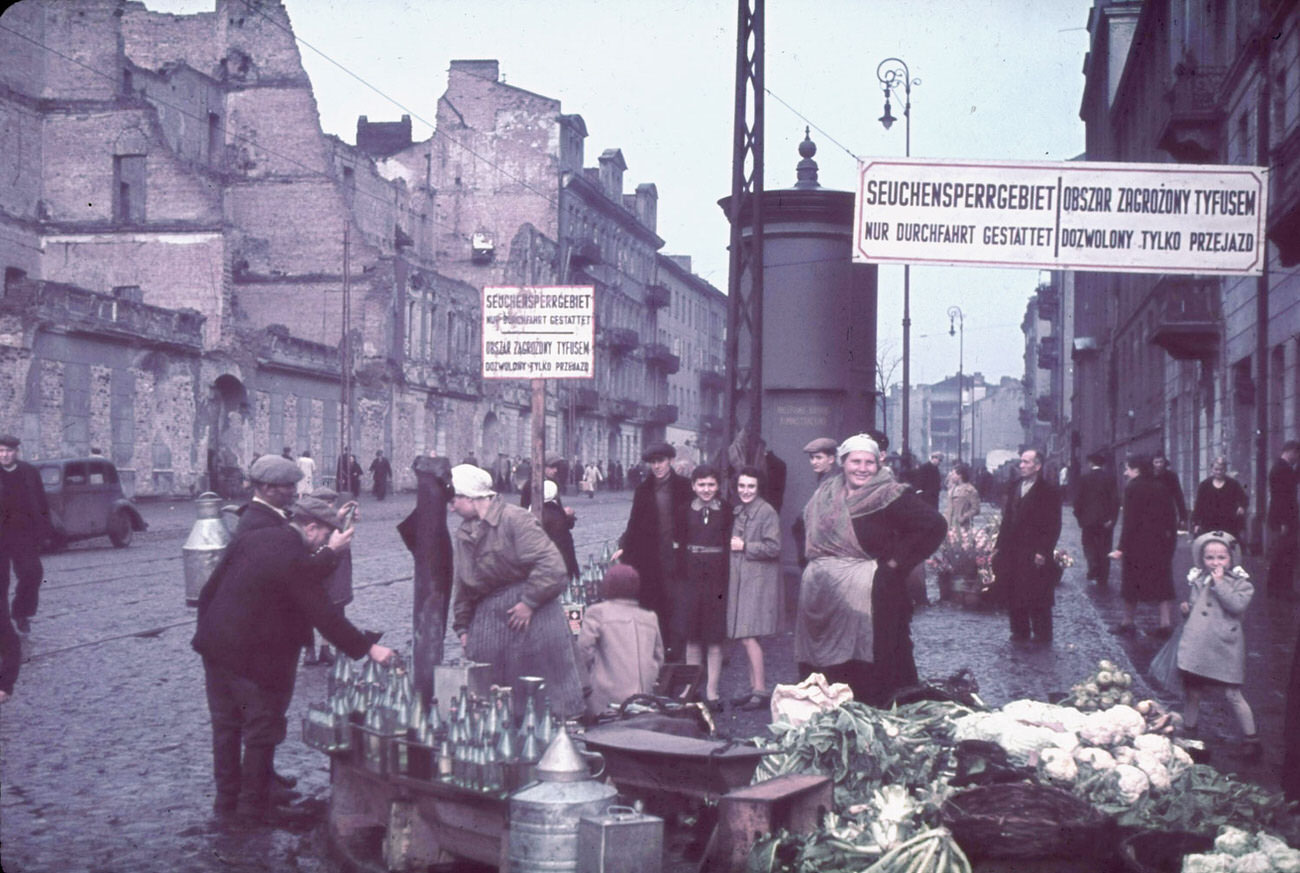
[725,0,764,459]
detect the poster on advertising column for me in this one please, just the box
[853,157,1268,275]
[481,285,595,380]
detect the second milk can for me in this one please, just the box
[182,492,230,606]
[509,727,617,873]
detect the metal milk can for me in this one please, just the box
[183,492,230,606]
[509,726,617,873]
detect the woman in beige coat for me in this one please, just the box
[945,463,980,530]
[727,466,782,710]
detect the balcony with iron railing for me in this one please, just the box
[607,398,640,421]
[1149,276,1220,360]
[601,326,639,354]
[569,240,602,270]
[6,279,205,350]
[1157,65,1226,163]
[648,404,679,426]
[645,283,670,308]
[643,342,681,374]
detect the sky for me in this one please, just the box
[146,0,1095,385]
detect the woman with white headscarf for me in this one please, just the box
[795,435,947,707]
[449,464,583,718]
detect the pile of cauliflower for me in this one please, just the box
[1182,826,1300,872]
[953,697,1193,805]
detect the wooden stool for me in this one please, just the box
[708,773,832,870]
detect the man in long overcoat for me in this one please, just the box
[192,497,391,825]
[1266,441,1300,601]
[993,448,1062,644]
[1073,451,1119,587]
[612,441,693,656]
[0,435,53,635]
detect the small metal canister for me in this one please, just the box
[577,805,663,873]
[182,492,230,606]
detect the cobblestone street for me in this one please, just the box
[0,489,1294,872]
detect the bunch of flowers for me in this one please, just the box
[927,516,999,589]
[1054,548,1075,569]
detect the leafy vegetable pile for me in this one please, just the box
[1181,825,1300,872]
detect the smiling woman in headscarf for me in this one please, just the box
[795,435,947,707]
[449,464,583,718]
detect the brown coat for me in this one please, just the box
[451,495,567,633]
[1176,567,1253,685]
[576,598,664,717]
[946,482,980,530]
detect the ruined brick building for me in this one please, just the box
[0,0,724,495]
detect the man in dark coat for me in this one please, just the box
[612,441,693,655]
[1266,441,1300,601]
[369,450,392,501]
[337,448,362,500]
[1073,451,1119,587]
[192,496,392,825]
[0,435,54,635]
[993,448,1062,644]
[232,455,301,538]
[911,451,943,509]
[1151,451,1189,530]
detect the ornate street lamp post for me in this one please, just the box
[948,305,965,464]
[877,57,917,457]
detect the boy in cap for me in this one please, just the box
[0,434,54,635]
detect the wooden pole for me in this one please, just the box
[531,378,545,519]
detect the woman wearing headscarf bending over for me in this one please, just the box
[795,434,947,707]
[450,464,584,718]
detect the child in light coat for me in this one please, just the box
[1175,530,1259,761]
[577,565,664,719]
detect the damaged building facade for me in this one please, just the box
[0,0,724,495]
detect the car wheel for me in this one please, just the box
[108,510,134,548]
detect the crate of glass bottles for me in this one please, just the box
[302,703,351,755]
[389,735,436,781]
[352,722,400,776]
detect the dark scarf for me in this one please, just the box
[804,467,908,561]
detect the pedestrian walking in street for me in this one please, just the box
[1074,451,1119,587]
[675,464,732,709]
[727,466,781,711]
[1152,452,1190,532]
[369,450,392,501]
[992,448,1064,644]
[911,451,944,509]
[580,460,603,498]
[303,487,358,666]
[576,564,664,720]
[0,434,55,635]
[336,449,362,500]
[1109,453,1180,637]
[541,480,580,581]
[1265,441,1299,601]
[449,464,584,718]
[612,442,693,656]
[1176,531,1261,761]
[1191,456,1248,541]
[944,462,981,531]
[294,450,316,497]
[795,434,946,707]
[192,496,393,826]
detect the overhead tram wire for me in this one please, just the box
[764,87,862,162]
[236,0,559,208]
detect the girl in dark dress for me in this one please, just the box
[1190,456,1248,540]
[1109,454,1179,636]
[675,464,732,708]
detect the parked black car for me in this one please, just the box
[35,457,148,549]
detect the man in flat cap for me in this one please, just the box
[792,437,839,566]
[520,453,573,523]
[231,455,302,539]
[0,435,54,636]
[193,495,393,827]
[612,441,692,655]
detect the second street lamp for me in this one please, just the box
[948,305,964,464]
[878,57,917,458]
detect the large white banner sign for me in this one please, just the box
[482,285,594,380]
[853,158,1268,275]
